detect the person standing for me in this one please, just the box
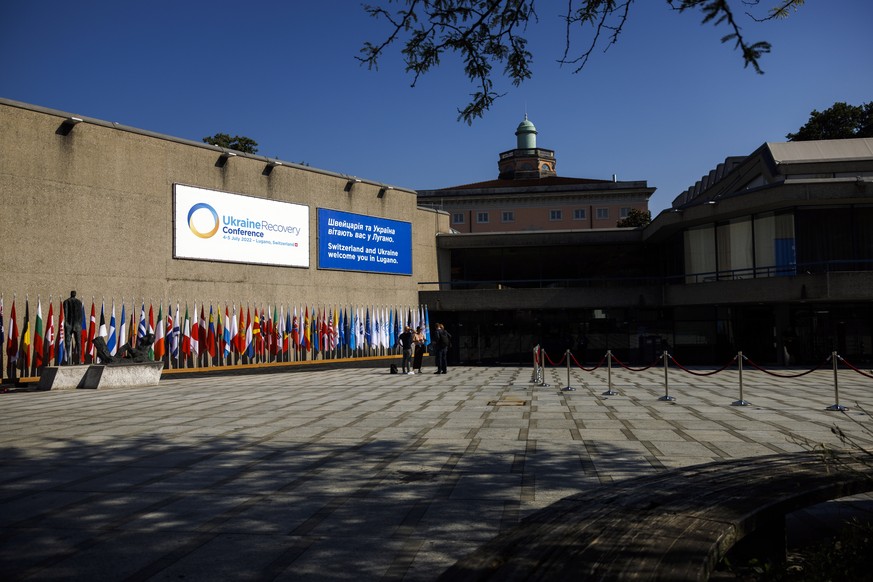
[62,290,84,365]
[398,325,415,375]
[433,323,451,374]
[412,325,426,374]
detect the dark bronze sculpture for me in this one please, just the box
[93,334,155,364]
[62,291,84,365]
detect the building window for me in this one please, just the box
[573,209,586,220]
[596,208,609,220]
[452,213,464,224]
[549,210,562,221]
[502,211,514,222]
[477,212,489,223]
[620,207,630,219]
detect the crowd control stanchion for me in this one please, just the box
[562,349,576,392]
[658,351,676,401]
[603,350,618,396]
[732,351,751,407]
[539,349,551,387]
[826,351,848,412]
[530,345,542,384]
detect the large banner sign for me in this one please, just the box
[174,184,309,268]
[317,208,412,275]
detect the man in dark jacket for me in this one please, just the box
[398,326,414,374]
[433,323,451,374]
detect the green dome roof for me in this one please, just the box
[515,114,537,149]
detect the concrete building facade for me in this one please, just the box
[0,98,448,310]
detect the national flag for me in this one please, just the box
[189,303,199,360]
[292,307,300,349]
[231,305,240,356]
[80,303,87,363]
[86,301,96,363]
[245,307,250,358]
[207,305,216,359]
[98,301,107,341]
[170,303,181,361]
[56,299,66,366]
[324,309,332,351]
[46,301,55,366]
[137,302,147,343]
[235,306,245,355]
[312,309,321,357]
[119,303,127,355]
[20,299,31,375]
[252,308,261,359]
[147,303,155,359]
[338,309,345,351]
[181,305,191,358]
[364,308,371,347]
[6,300,18,368]
[107,301,117,356]
[302,307,310,351]
[154,303,165,361]
[349,308,357,351]
[33,298,44,371]
[215,306,223,360]
[273,305,281,358]
[223,305,232,360]
[424,305,431,344]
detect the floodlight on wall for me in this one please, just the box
[706,200,717,205]
[57,116,84,136]
[217,150,237,167]
[345,178,362,193]
[377,186,393,199]
[264,159,282,175]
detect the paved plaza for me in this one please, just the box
[1,363,872,580]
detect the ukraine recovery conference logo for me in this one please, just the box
[187,203,219,238]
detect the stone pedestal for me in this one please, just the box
[38,362,164,390]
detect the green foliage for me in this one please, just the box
[787,101,873,141]
[202,133,259,154]
[616,208,651,228]
[359,1,804,124]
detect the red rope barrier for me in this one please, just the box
[569,351,604,372]
[541,349,566,367]
[669,354,737,376]
[610,353,661,372]
[743,356,827,378]
[837,356,873,380]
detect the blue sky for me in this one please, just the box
[2,1,871,214]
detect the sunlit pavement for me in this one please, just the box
[1,364,872,580]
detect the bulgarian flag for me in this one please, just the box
[153,303,165,362]
[33,297,44,371]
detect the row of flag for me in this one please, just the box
[1,297,431,379]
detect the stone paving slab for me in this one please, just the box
[1,365,872,580]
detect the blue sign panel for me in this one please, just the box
[317,208,413,275]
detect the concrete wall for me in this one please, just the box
[0,100,449,309]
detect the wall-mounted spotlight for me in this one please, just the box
[264,160,282,175]
[57,116,84,136]
[706,200,717,205]
[345,178,362,193]
[377,186,393,199]
[217,150,237,167]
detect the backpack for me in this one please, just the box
[389,364,398,374]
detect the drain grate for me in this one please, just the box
[488,398,529,407]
